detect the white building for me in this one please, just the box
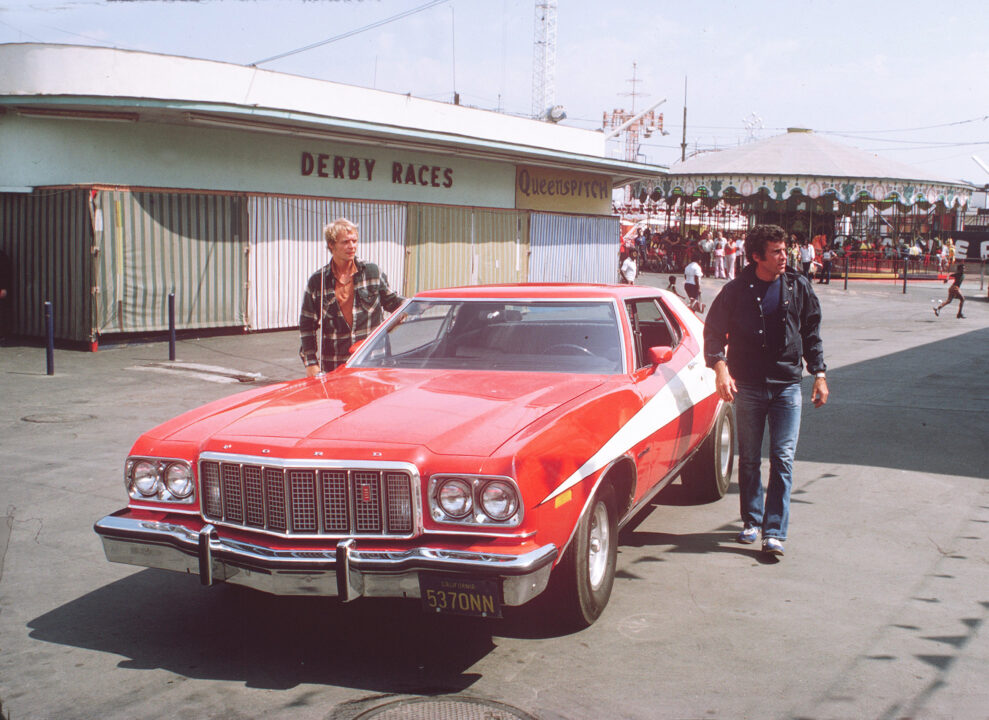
[0,43,667,343]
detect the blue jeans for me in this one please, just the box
[734,382,802,540]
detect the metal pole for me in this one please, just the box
[44,301,54,376]
[680,77,688,162]
[168,291,176,361]
[843,254,849,290]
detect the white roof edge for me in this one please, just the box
[664,131,971,188]
[665,166,972,190]
[0,42,605,158]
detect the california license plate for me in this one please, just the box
[419,574,502,618]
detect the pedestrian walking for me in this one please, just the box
[713,233,726,278]
[703,224,828,557]
[799,241,815,278]
[299,217,404,374]
[636,228,649,268]
[787,238,800,270]
[933,263,966,319]
[700,233,715,275]
[683,258,705,313]
[620,249,637,285]
[818,244,833,284]
[725,235,738,280]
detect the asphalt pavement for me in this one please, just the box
[0,274,987,720]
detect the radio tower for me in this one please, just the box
[531,0,558,118]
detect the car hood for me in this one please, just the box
[164,369,607,457]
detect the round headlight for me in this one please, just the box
[131,460,159,497]
[437,478,473,518]
[164,463,193,498]
[480,480,519,521]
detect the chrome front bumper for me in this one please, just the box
[94,511,557,606]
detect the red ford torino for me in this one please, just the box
[95,284,734,628]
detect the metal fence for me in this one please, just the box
[840,251,943,276]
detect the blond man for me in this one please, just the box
[299,218,403,374]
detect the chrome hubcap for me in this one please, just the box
[587,502,610,590]
[718,415,732,476]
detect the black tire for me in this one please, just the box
[681,403,735,503]
[549,484,618,629]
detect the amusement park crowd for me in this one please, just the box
[619,225,964,285]
[621,227,819,281]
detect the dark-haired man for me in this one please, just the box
[703,224,828,556]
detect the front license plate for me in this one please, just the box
[419,574,502,618]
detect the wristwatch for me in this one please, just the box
[814,372,826,379]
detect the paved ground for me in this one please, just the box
[1,275,987,720]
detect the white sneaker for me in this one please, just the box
[737,526,759,544]
[762,538,785,556]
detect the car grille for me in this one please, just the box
[199,458,416,537]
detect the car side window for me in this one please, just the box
[626,299,682,369]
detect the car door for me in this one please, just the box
[624,297,696,500]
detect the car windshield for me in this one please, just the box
[350,300,624,374]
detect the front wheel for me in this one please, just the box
[549,484,618,629]
[681,403,735,503]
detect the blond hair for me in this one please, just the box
[323,217,358,248]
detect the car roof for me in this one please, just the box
[414,283,662,301]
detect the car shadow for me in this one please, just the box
[28,569,494,692]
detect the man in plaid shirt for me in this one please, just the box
[299,218,404,375]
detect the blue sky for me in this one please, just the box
[2,0,987,184]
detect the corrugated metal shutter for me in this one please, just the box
[93,190,247,333]
[0,189,92,342]
[528,213,620,284]
[473,209,530,286]
[405,205,528,294]
[246,196,406,330]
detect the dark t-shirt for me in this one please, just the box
[753,275,784,368]
[949,271,964,288]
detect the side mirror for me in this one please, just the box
[348,339,366,355]
[647,346,674,366]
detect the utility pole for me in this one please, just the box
[680,76,688,162]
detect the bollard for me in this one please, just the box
[843,255,849,290]
[902,257,908,294]
[168,291,176,361]
[44,301,54,376]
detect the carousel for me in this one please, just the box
[620,128,974,277]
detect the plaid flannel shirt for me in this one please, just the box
[299,259,403,372]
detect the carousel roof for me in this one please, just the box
[646,129,972,208]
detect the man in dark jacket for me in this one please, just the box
[703,224,828,557]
